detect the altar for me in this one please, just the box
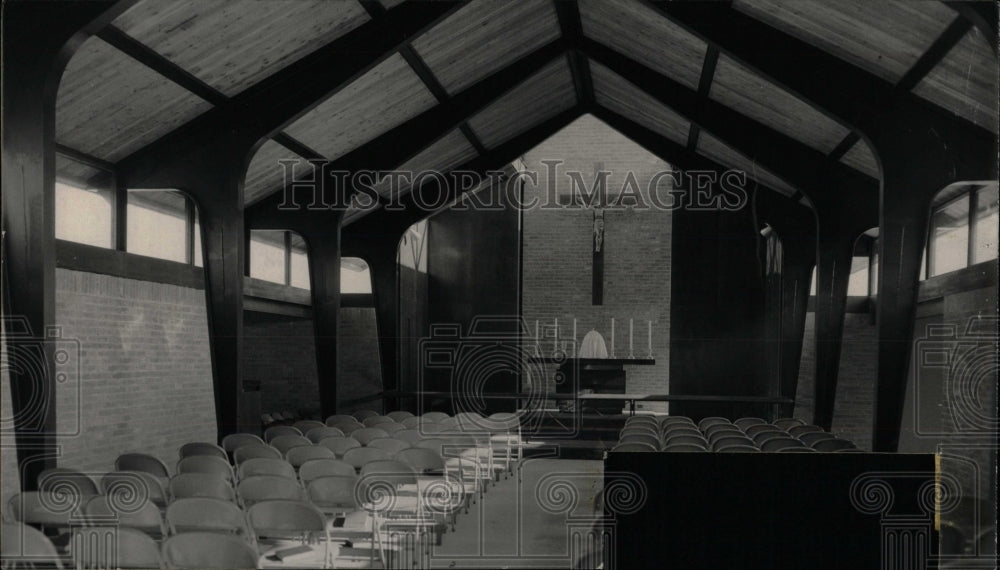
[554,358,655,414]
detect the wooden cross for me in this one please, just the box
[592,162,605,305]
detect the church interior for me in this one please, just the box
[1,0,997,568]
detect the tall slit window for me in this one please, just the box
[341,258,372,294]
[55,154,113,248]
[127,190,201,264]
[249,230,310,290]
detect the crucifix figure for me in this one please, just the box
[592,161,606,305]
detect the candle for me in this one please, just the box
[573,318,577,342]
[610,318,615,357]
[648,320,653,357]
[534,320,540,355]
[553,318,559,353]
[629,318,634,357]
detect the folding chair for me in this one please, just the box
[115,453,170,481]
[165,497,251,540]
[812,438,857,452]
[659,425,703,439]
[745,423,784,437]
[421,412,450,423]
[176,455,234,483]
[662,443,706,452]
[329,420,366,435]
[353,409,381,421]
[395,429,425,445]
[381,422,408,435]
[306,475,359,516]
[353,427,391,446]
[318,436,362,458]
[624,416,659,427]
[761,437,807,452]
[715,444,760,453]
[233,443,282,464]
[160,532,258,569]
[367,438,411,455]
[698,417,732,431]
[305,426,344,443]
[733,417,768,431]
[238,457,297,481]
[264,425,303,443]
[386,411,415,422]
[237,475,305,507]
[620,425,659,438]
[299,458,357,484]
[169,473,236,503]
[799,431,837,446]
[610,442,656,452]
[72,526,163,569]
[285,445,336,469]
[246,500,330,565]
[343,447,392,471]
[269,434,312,455]
[177,442,227,461]
[753,430,791,445]
[293,420,326,434]
[326,414,357,426]
[8,492,80,533]
[486,412,523,477]
[102,471,169,508]
[658,416,695,427]
[401,417,421,429]
[363,416,396,427]
[619,433,661,448]
[221,433,266,455]
[774,417,806,430]
[705,424,745,440]
[37,468,100,498]
[711,436,757,451]
[662,434,708,449]
[83,496,166,538]
[788,424,826,437]
[2,522,65,569]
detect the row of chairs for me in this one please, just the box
[612,416,860,453]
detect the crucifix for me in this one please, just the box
[592,161,605,305]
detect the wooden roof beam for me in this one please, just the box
[116,1,467,186]
[555,0,595,108]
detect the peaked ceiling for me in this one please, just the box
[52,0,996,227]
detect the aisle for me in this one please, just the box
[428,458,604,568]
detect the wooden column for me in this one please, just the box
[1,0,134,490]
[299,225,343,419]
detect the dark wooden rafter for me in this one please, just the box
[945,0,998,55]
[115,1,466,185]
[360,0,488,156]
[271,132,327,162]
[246,38,568,212]
[687,46,720,151]
[827,15,973,163]
[54,142,115,173]
[579,41,878,198]
[555,0,595,108]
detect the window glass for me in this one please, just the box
[973,185,998,265]
[192,209,203,267]
[55,155,113,248]
[290,234,310,289]
[847,256,869,296]
[127,190,187,262]
[870,241,879,295]
[342,258,372,294]
[809,266,816,296]
[929,195,970,277]
[250,230,286,284]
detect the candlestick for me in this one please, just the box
[648,320,653,358]
[610,318,615,357]
[553,318,559,354]
[629,318,634,358]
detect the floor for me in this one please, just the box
[427,458,604,568]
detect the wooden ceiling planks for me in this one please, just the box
[55,154,105,189]
[697,132,797,197]
[913,27,999,134]
[710,54,851,154]
[467,58,577,149]
[839,139,880,179]
[579,0,708,91]
[732,0,958,84]
[282,53,438,163]
[56,37,212,162]
[243,139,312,205]
[412,0,561,96]
[112,0,370,97]
[591,61,690,146]
[373,129,478,197]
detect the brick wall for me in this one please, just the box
[243,317,319,417]
[521,114,671,411]
[337,308,383,414]
[53,268,216,475]
[793,311,877,449]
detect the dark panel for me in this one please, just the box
[425,181,522,413]
[669,184,768,420]
[606,452,937,569]
[56,240,204,289]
